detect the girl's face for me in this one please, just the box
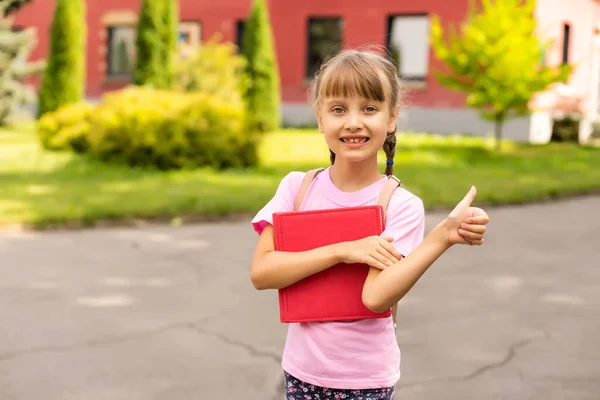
[317,95,398,165]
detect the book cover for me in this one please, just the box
[273,205,392,323]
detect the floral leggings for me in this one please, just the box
[284,371,395,400]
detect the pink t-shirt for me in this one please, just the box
[251,167,425,390]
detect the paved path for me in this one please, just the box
[0,196,599,400]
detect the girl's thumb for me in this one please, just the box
[382,236,394,242]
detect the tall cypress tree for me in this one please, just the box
[242,0,280,132]
[161,0,178,88]
[37,0,86,117]
[134,0,177,89]
[134,0,164,88]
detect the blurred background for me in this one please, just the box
[0,0,599,399]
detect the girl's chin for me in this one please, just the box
[333,149,379,164]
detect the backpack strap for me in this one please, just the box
[293,168,325,212]
[376,175,402,224]
[376,175,402,329]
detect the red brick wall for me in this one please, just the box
[14,0,471,108]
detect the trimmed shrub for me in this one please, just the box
[134,0,177,89]
[549,92,584,143]
[241,0,281,132]
[551,117,580,142]
[37,102,94,152]
[87,87,259,170]
[161,0,178,87]
[174,35,248,109]
[38,0,86,117]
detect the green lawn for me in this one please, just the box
[1,122,599,228]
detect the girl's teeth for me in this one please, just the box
[344,138,367,143]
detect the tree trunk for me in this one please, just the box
[494,118,504,151]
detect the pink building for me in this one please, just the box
[530,0,600,143]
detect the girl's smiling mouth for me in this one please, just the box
[340,137,369,143]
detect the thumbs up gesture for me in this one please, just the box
[445,186,490,246]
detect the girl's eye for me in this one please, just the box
[364,106,377,112]
[331,107,345,114]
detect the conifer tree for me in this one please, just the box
[37,0,85,117]
[242,0,281,132]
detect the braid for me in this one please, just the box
[383,130,397,176]
[329,149,336,165]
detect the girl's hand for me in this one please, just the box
[445,186,490,246]
[335,236,403,271]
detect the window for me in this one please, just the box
[306,17,343,78]
[387,15,430,81]
[562,23,571,65]
[106,22,201,78]
[179,21,201,57]
[236,20,246,51]
[107,25,136,77]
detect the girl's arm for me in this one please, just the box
[250,225,403,290]
[362,220,451,312]
[363,187,489,312]
[250,225,342,290]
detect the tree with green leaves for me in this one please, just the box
[37,0,85,117]
[241,0,280,132]
[134,0,178,89]
[430,0,571,149]
[0,0,43,125]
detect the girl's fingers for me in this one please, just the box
[377,247,399,265]
[469,238,484,246]
[466,215,490,225]
[371,251,393,267]
[379,239,403,260]
[459,223,487,234]
[458,229,484,241]
[367,255,388,271]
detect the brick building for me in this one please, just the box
[14,0,600,141]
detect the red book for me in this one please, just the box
[273,205,392,323]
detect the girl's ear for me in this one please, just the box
[388,105,400,132]
[316,109,324,133]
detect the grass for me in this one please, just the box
[1,122,600,228]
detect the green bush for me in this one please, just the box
[133,0,177,89]
[87,87,259,170]
[241,0,281,132]
[38,0,86,117]
[592,122,600,140]
[174,35,248,109]
[37,102,94,152]
[551,117,580,142]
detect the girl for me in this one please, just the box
[250,49,489,399]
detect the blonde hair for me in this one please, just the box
[312,49,403,176]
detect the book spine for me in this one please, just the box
[274,215,289,323]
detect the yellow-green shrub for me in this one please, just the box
[174,35,249,111]
[87,86,259,169]
[37,102,94,152]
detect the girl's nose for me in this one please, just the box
[345,113,363,131]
